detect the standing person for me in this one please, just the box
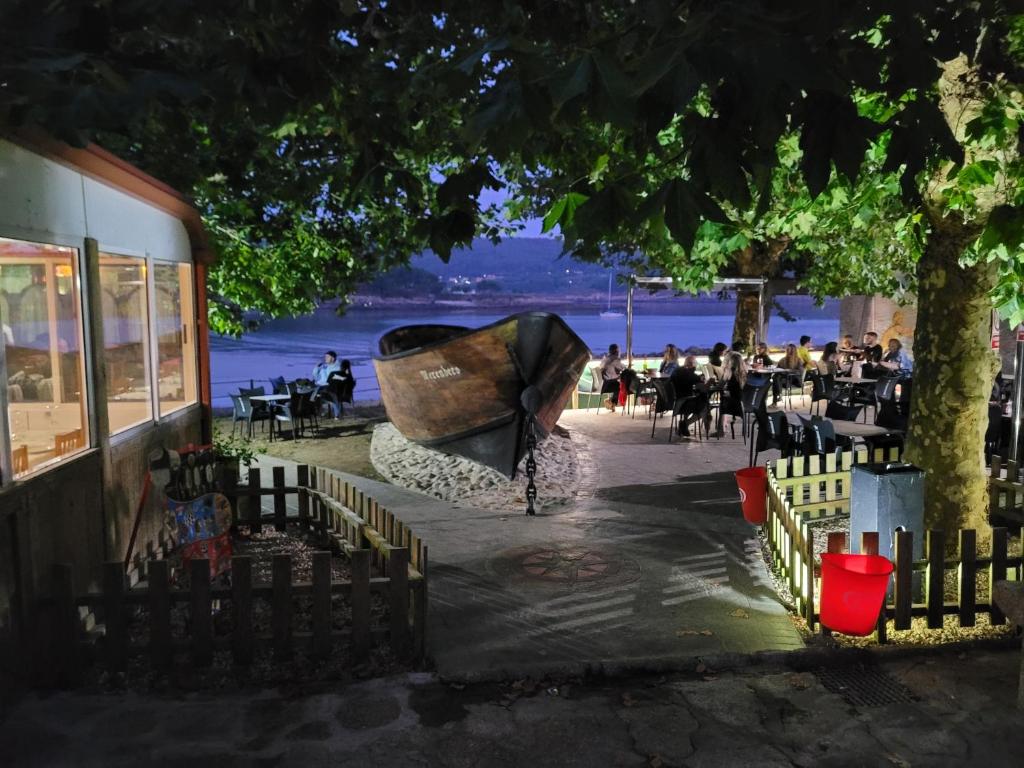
[796,335,815,370]
[659,343,680,376]
[599,343,626,412]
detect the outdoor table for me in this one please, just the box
[834,376,868,384]
[250,393,291,441]
[781,411,902,449]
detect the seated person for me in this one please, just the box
[796,335,815,370]
[779,343,804,385]
[599,343,626,412]
[859,331,886,378]
[313,350,341,386]
[751,342,774,368]
[669,355,709,435]
[708,342,728,368]
[312,350,342,417]
[818,341,840,375]
[659,344,680,377]
[878,339,913,379]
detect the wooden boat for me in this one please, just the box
[374,312,591,478]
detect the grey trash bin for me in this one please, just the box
[850,463,925,564]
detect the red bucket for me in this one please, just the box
[819,553,894,636]
[734,467,768,524]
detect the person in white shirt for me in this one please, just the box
[599,343,626,412]
[312,350,341,386]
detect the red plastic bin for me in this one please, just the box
[819,553,894,636]
[734,466,768,524]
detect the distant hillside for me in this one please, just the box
[412,238,613,294]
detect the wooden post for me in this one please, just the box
[248,468,262,533]
[388,547,410,657]
[827,532,847,554]
[351,549,371,659]
[272,554,292,659]
[804,528,815,630]
[417,545,429,662]
[149,560,172,670]
[926,530,945,629]
[273,466,287,532]
[103,561,126,675]
[312,551,332,660]
[894,530,913,630]
[959,529,977,628]
[190,559,213,666]
[991,527,1008,625]
[52,563,79,686]
[232,556,253,665]
[297,465,310,527]
[860,532,886,643]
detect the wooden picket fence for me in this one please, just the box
[47,464,426,683]
[766,448,1024,640]
[989,454,1024,525]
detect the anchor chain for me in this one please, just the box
[524,412,538,516]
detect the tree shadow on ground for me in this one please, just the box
[594,469,742,517]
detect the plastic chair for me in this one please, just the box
[807,371,835,415]
[824,400,862,422]
[230,393,271,438]
[751,409,793,466]
[779,368,807,409]
[739,378,772,444]
[269,376,287,395]
[649,379,677,439]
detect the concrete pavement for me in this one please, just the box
[2,646,1021,767]
[257,406,802,680]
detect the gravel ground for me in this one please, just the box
[370,422,581,512]
[772,516,1024,648]
[83,522,405,693]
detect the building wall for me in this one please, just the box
[0,139,192,262]
[839,295,917,355]
[0,137,207,690]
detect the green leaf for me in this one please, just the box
[550,56,592,108]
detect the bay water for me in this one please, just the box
[210,304,838,408]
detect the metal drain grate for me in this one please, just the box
[815,665,918,707]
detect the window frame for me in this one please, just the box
[97,249,155,437]
[151,259,199,419]
[0,234,92,485]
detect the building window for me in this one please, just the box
[153,262,197,416]
[1,237,89,477]
[100,254,152,434]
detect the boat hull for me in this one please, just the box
[373,312,590,477]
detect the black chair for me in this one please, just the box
[824,400,862,422]
[800,416,838,456]
[619,369,640,416]
[229,394,271,438]
[752,409,794,466]
[273,390,319,440]
[649,379,677,439]
[779,369,807,409]
[740,378,772,445]
[269,376,287,395]
[985,403,1004,459]
[240,386,270,430]
[807,372,835,415]
[847,381,877,423]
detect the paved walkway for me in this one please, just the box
[3,647,1021,766]
[258,406,802,680]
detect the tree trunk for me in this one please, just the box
[731,238,788,350]
[903,227,998,537]
[733,290,760,351]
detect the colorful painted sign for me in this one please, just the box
[169,492,233,578]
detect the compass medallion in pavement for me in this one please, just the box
[493,545,641,589]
